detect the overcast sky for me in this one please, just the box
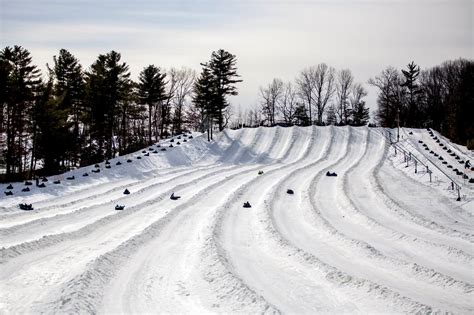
[1,0,472,114]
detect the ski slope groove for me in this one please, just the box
[0,126,473,314]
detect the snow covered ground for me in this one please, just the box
[0,126,473,314]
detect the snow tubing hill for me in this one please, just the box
[0,126,473,314]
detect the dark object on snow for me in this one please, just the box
[92,169,100,173]
[67,176,75,180]
[183,139,187,142]
[469,178,474,183]
[123,189,130,195]
[149,147,154,151]
[287,189,294,195]
[456,170,463,176]
[471,167,474,171]
[450,153,456,156]
[105,165,111,169]
[442,161,447,164]
[243,201,251,208]
[177,136,181,139]
[453,168,458,172]
[157,144,161,147]
[170,139,175,142]
[115,205,125,210]
[438,156,443,160]
[24,181,32,186]
[19,203,33,210]
[447,149,452,153]
[326,171,338,177]
[137,156,142,159]
[22,187,30,192]
[161,148,167,151]
[6,184,13,190]
[83,173,89,177]
[105,161,110,165]
[434,153,439,157]
[116,161,122,165]
[142,150,146,153]
[455,156,460,160]
[37,183,46,188]
[258,170,264,175]
[189,135,193,139]
[409,132,413,135]
[418,140,423,143]
[5,191,13,196]
[429,150,434,154]
[42,177,48,182]
[459,160,464,164]
[447,165,453,168]
[424,148,429,151]
[465,160,471,169]
[53,180,61,184]
[170,192,181,200]
[127,159,133,163]
[443,147,447,150]
[176,141,181,145]
[463,174,468,179]
[144,153,149,156]
[95,164,100,168]
[153,150,158,153]
[169,144,173,148]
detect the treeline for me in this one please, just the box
[0,46,241,180]
[235,64,370,128]
[370,59,473,148]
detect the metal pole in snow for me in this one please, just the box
[415,160,417,173]
[456,186,461,201]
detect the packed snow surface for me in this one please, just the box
[0,126,473,314]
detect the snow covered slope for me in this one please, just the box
[1,126,473,314]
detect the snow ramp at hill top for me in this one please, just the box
[0,126,473,314]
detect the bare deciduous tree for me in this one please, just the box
[277,82,298,125]
[313,63,336,125]
[260,78,283,126]
[170,67,196,134]
[336,69,354,124]
[296,66,316,124]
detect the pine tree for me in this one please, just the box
[401,61,422,127]
[203,49,242,131]
[138,65,166,144]
[193,67,217,141]
[85,51,131,162]
[52,49,85,166]
[294,103,310,126]
[351,101,370,126]
[0,46,41,180]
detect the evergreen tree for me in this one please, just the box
[33,79,73,174]
[203,49,242,131]
[401,61,422,127]
[294,103,310,126]
[351,101,370,126]
[138,65,166,144]
[52,49,85,165]
[0,46,41,180]
[85,51,131,162]
[193,67,217,141]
